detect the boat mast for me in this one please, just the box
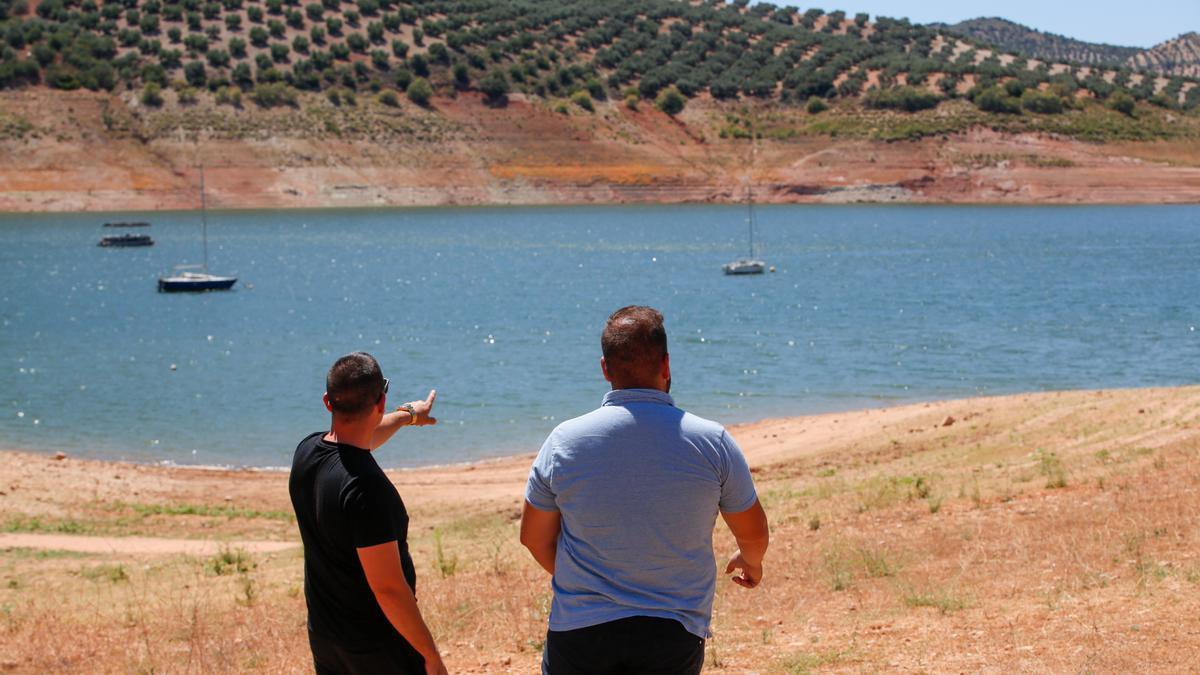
[747,115,756,258]
[199,165,209,274]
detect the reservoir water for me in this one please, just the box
[1,204,1198,468]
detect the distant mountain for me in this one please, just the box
[1127,32,1200,78]
[932,17,1141,67]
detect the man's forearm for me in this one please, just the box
[370,410,414,450]
[375,583,441,662]
[735,533,769,566]
[524,541,557,575]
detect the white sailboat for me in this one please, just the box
[158,167,237,292]
[723,178,766,275]
[724,118,767,275]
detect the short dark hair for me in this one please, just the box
[326,352,384,418]
[601,305,668,383]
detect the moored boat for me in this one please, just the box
[99,234,154,247]
[158,166,237,293]
[158,267,237,292]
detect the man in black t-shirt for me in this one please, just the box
[289,352,447,675]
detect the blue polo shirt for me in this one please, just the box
[525,388,758,638]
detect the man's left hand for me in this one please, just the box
[402,389,438,426]
[724,550,762,589]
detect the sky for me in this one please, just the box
[789,1,1200,48]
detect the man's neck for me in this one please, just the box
[610,382,666,392]
[324,420,373,450]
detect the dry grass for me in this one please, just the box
[2,386,1200,672]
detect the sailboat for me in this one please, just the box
[158,167,237,292]
[722,178,766,275]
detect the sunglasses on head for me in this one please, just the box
[378,377,389,402]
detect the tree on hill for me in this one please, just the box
[406,76,432,106]
[478,68,509,105]
[1108,90,1136,116]
[656,86,685,116]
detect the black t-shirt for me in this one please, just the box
[289,431,417,648]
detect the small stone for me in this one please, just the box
[941,415,956,427]
[224,496,232,502]
[500,656,512,666]
[1137,408,1146,414]
[53,451,67,461]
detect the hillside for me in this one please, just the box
[1128,32,1200,78]
[1,0,1200,210]
[932,17,1141,68]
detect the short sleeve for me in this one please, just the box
[345,476,402,549]
[718,431,758,513]
[524,433,559,512]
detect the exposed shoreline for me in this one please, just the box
[4,90,1200,213]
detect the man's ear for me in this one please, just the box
[376,392,387,414]
[661,353,671,380]
[323,392,334,413]
[600,357,613,383]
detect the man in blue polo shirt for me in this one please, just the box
[520,305,770,674]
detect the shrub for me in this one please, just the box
[1021,89,1063,115]
[864,86,941,112]
[184,60,206,87]
[655,86,685,116]
[176,86,198,104]
[215,85,241,106]
[806,95,828,114]
[378,89,398,106]
[410,53,428,76]
[478,68,509,104]
[228,36,247,58]
[428,41,449,64]
[141,82,164,106]
[570,90,593,112]
[249,81,297,107]
[975,85,1021,114]
[405,76,431,106]
[451,62,469,89]
[1108,90,1136,116]
[393,67,411,90]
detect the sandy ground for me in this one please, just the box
[1,386,1200,672]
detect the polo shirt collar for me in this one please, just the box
[602,388,675,407]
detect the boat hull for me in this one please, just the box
[158,277,237,292]
[722,259,766,275]
[99,236,154,247]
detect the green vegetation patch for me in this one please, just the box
[3,516,94,535]
[0,111,33,139]
[113,501,294,521]
[903,585,973,613]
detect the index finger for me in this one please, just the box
[426,389,437,406]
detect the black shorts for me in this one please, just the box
[542,616,705,675]
[308,629,425,675]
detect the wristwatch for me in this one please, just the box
[398,404,417,424]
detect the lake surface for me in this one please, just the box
[1,204,1198,468]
